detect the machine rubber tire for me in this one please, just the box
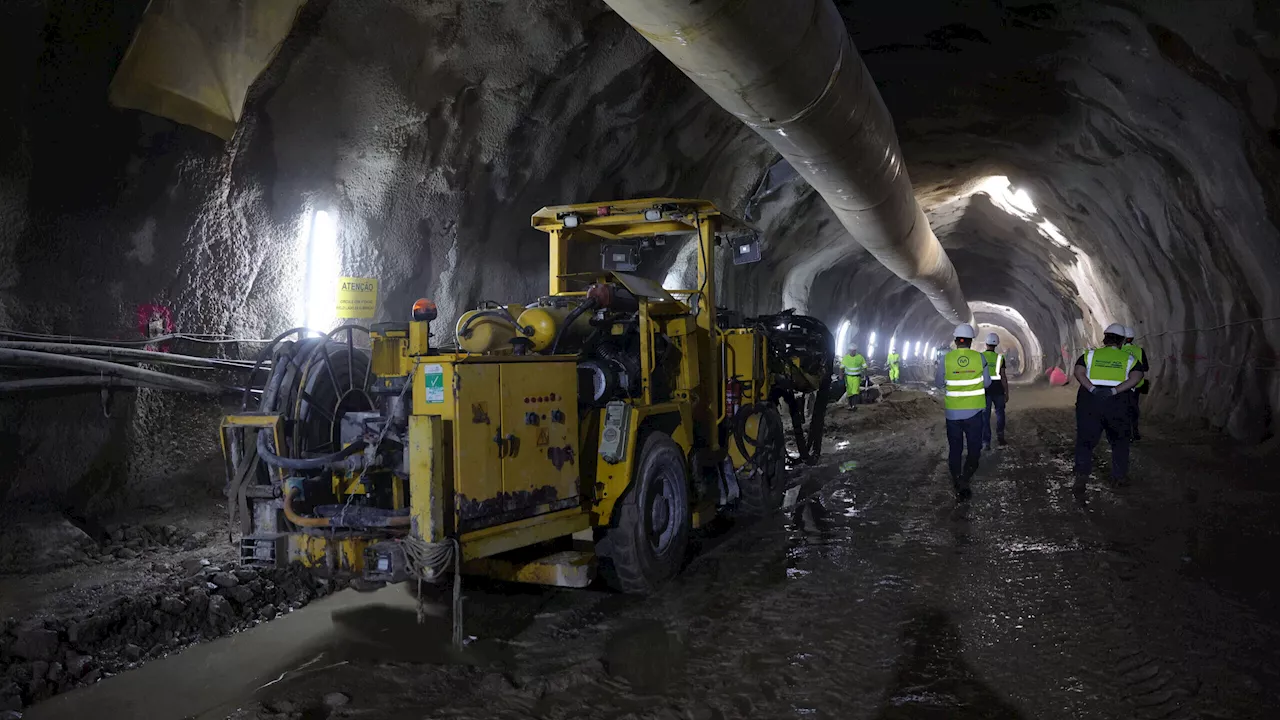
[736,405,787,518]
[599,432,691,594]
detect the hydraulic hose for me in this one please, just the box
[282,487,333,528]
[0,328,275,346]
[0,340,263,371]
[283,487,412,529]
[255,428,366,471]
[0,348,227,395]
[0,376,241,394]
[732,403,784,467]
[241,327,315,410]
[458,308,531,339]
[549,299,598,355]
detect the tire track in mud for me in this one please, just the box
[406,391,1276,720]
[425,401,954,720]
[953,405,1206,720]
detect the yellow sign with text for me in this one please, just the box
[336,277,378,318]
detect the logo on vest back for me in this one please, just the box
[957,355,970,367]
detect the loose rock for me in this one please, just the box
[12,629,59,661]
[322,692,350,708]
[210,572,239,588]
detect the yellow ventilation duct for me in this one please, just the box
[109,0,307,140]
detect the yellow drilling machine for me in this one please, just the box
[221,198,830,594]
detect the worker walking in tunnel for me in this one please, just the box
[841,344,867,410]
[887,346,902,383]
[1073,323,1147,493]
[937,324,991,501]
[1123,326,1148,442]
[982,332,1009,450]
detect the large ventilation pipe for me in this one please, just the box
[601,0,971,324]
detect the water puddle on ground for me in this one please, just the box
[25,585,467,720]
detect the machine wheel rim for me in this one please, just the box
[644,467,679,553]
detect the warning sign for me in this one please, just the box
[335,277,378,319]
[423,364,445,404]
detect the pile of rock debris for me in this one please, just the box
[1,553,334,712]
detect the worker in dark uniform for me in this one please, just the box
[981,332,1009,450]
[1122,326,1148,441]
[936,323,991,502]
[1073,323,1146,493]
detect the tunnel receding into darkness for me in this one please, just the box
[3,0,1280,715]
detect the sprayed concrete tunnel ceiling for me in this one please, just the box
[109,0,306,139]
[2,0,1280,504]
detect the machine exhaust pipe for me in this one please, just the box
[599,0,971,324]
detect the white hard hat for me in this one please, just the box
[954,323,975,339]
[1124,326,1135,338]
[1104,323,1127,336]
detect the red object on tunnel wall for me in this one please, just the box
[136,303,174,352]
[1046,367,1069,386]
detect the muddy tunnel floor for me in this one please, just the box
[17,386,1280,720]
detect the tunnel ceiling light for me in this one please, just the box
[304,209,340,334]
[835,320,851,356]
[915,340,922,357]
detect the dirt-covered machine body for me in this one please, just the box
[221,199,800,592]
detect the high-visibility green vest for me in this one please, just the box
[943,348,986,411]
[1121,343,1146,388]
[841,354,866,376]
[982,350,1005,380]
[886,352,901,367]
[1086,346,1137,386]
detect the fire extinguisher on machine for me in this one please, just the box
[725,378,743,418]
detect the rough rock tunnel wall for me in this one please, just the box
[1,0,1278,514]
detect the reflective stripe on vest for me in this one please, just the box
[944,348,986,410]
[841,354,866,376]
[983,350,1004,380]
[1086,346,1136,386]
[1122,343,1146,388]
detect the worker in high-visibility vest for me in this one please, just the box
[935,324,991,502]
[840,344,868,410]
[886,348,902,383]
[1072,323,1147,493]
[1122,326,1148,442]
[981,332,1009,449]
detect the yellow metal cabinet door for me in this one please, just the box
[451,363,504,528]
[499,362,580,515]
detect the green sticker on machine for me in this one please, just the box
[423,364,445,403]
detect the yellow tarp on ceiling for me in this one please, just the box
[109,0,307,140]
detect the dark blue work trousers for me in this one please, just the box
[1074,394,1131,479]
[984,393,1006,444]
[946,413,984,490]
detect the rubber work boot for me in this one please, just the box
[997,435,1007,446]
[983,443,991,451]
[1072,474,1088,495]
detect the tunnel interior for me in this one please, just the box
[2,0,1280,714]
